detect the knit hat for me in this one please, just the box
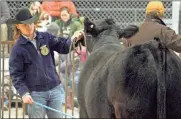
[146,1,165,17]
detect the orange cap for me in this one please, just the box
[146,1,165,17]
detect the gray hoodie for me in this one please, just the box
[47,22,60,36]
[0,1,10,24]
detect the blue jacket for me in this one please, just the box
[9,32,71,96]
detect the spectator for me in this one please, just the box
[47,22,60,36]
[7,8,83,118]
[54,6,83,109]
[54,6,83,84]
[29,1,41,15]
[75,45,87,66]
[0,1,11,41]
[1,1,11,109]
[55,6,82,39]
[42,0,78,21]
[74,45,88,96]
[125,1,181,53]
[29,1,51,32]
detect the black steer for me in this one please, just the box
[78,18,181,119]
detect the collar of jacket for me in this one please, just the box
[145,15,166,26]
[18,31,43,45]
[22,33,36,41]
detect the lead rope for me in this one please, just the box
[13,94,76,118]
[69,32,88,71]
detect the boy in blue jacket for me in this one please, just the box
[7,8,83,118]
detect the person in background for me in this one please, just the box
[29,1,51,32]
[47,22,60,36]
[54,6,83,109]
[1,1,11,41]
[29,1,41,15]
[7,8,83,118]
[1,1,11,45]
[1,2,14,42]
[125,1,181,53]
[0,1,11,110]
[42,0,78,21]
[73,44,88,104]
[55,6,82,38]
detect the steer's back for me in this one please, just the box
[107,42,181,118]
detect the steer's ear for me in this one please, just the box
[105,18,115,25]
[119,25,139,39]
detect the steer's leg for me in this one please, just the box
[114,101,125,118]
[85,83,113,118]
[79,104,89,118]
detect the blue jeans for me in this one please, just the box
[28,84,65,118]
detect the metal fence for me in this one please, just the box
[6,0,172,28]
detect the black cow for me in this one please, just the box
[78,18,137,118]
[78,18,181,118]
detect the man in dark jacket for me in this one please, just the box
[8,8,83,118]
[126,1,181,53]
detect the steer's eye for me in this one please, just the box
[90,25,94,28]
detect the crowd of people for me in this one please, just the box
[2,0,181,118]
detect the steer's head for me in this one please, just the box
[83,18,138,52]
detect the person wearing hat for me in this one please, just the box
[8,8,83,118]
[125,1,181,52]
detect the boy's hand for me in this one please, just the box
[71,30,84,42]
[22,93,34,104]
